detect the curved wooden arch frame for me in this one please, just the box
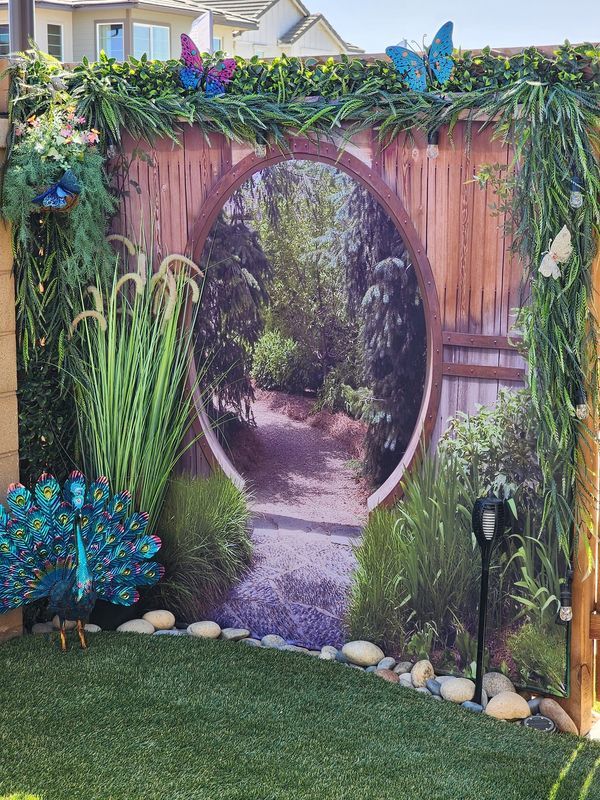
[186,138,443,510]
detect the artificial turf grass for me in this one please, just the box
[0,634,599,800]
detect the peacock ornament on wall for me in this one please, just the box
[0,472,163,650]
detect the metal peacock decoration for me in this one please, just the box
[0,471,163,650]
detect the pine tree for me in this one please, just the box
[361,256,426,485]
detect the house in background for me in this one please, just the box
[0,0,362,63]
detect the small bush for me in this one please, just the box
[155,473,253,621]
[440,388,542,516]
[507,622,567,695]
[348,452,480,653]
[252,330,299,390]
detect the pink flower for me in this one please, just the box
[86,130,100,145]
[60,127,73,138]
[14,123,26,136]
[75,116,86,125]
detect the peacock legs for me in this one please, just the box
[59,621,68,652]
[76,619,87,650]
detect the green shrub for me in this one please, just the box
[347,508,409,653]
[348,453,480,653]
[252,330,299,390]
[440,388,542,517]
[507,622,567,695]
[155,473,253,622]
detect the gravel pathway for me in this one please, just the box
[210,393,368,647]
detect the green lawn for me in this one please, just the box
[1,634,599,800]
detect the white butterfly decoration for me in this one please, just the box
[538,226,573,280]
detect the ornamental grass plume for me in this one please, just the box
[70,237,205,533]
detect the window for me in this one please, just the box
[97,23,124,60]
[0,24,9,57]
[47,24,63,60]
[133,24,170,60]
[212,36,223,53]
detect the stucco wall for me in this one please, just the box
[0,63,22,642]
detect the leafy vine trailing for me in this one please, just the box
[1,44,599,561]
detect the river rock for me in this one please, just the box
[539,699,578,735]
[321,645,338,657]
[399,672,413,688]
[440,677,476,704]
[143,610,175,630]
[342,640,385,667]
[117,619,155,634]
[393,661,413,675]
[411,659,435,688]
[52,616,77,630]
[320,650,336,661]
[84,623,102,633]
[154,628,187,636]
[241,638,261,647]
[280,644,309,653]
[416,687,431,696]
[32,622,53,634]
[188,621,221,639]
[375,668,399,684]
[485,691,531,720]
[377,657,396,671]
[463,701,484,713]
[221,627,250,641]
[426,678,442,696]
[483,672,516,697]
[261,634,286,648]
[436,675,455,685]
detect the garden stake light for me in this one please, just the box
[426,129,440,159]
[569,174,584,209]
[472,494,506,706]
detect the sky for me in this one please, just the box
[311,0,600,52]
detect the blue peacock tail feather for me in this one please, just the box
[0,472,163,614]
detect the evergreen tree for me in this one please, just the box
[361,256,426,485]
[197,211,272,420]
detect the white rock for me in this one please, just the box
[143,610,175,630]
[411,659,435,688]
[117,619,155,634]
[188,621,221,639]
[399,672,413,688]
[321,645,338,657]
[52,616,77,631]
[341,640,385,667]
[220,627,250,641]
[261,634,286,648]
[440,677,476,703]
[84,624,102,633]
[483,672,516,697]
[319,650,336,661]
[485,691,531,720]
[32,622,53,634]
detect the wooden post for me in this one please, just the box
[0,59,22,642]
[559,225,600,734]
[9,0,35,54]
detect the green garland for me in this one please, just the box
[2,46,599,558]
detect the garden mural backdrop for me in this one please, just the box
[2,36,598,721]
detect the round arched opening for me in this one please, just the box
[186,141,442,517]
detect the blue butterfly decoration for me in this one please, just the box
[32,169,81,211]
[386,21,454,92]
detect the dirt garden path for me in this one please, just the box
[235,390,368,527]
[210,391,368,648]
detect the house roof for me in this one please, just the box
[192,0,310,21]
[279,12,364,53]
[26,0,258,27]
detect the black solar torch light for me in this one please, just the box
[472,494,506,706]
